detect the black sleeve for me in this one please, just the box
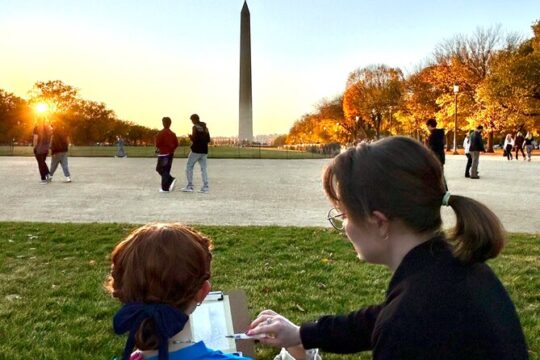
[300,305,383,353]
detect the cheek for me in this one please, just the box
[344,220,363,249]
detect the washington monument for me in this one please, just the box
[239,0,253,142]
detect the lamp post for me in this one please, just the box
[453,84,459,154]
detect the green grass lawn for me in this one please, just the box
[0,145,328,159]
[0,223,538,359]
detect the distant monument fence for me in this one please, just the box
[0,142,339,159]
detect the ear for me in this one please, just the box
[371,211,390,239]
[194,280,211,304]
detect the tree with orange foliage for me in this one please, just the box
[343,65,403,141]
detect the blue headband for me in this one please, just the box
[113,303,189,360]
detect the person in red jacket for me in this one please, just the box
[155,117,179,192]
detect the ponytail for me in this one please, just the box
[446,195,506,263]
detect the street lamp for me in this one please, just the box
[453,84,459,155]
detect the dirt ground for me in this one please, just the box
[1,155,538,233]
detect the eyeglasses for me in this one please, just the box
[327,208,345,231]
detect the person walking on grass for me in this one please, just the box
[155,117,178,193]
[181,114,211,193]
[503,133,514,161]
[463,130,473,177]
[524,132,534,161]
[514,131,525,160]
[49,121,72,183]
[469,125,485,179]
[32,118,52,184]
[247,136,528,360]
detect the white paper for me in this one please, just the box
[190,295,237,352]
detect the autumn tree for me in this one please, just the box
[432,26,514,150]
[287,96,344,145]
[343,64,403,140]
[28,80,79,113]
[0,90,32,143]
[21,80,158,145]
[479,20,540,137]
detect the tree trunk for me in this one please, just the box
[487,131,494,152]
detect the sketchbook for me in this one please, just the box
[189,290,254,358]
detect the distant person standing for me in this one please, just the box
[115,136,127,158]
[503,134,514,161]
[49,122,72,183]
[463,130,473,177]
[469,125,485,179]
[33,118,52,184]
[425,119,445,166]
[524,132,534,161]
[514,132,525,160]
[155,117,178,192]
[425,118,447,189]
[181,114,211,193]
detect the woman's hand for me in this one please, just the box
[247,309,302,348]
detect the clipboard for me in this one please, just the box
[189,290,255,358]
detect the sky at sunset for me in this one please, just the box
[1,0,539,136]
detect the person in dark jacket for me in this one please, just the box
[469,125,485,179]
[155,117,179,192]
[181,114,211,193]
[425,118,445,165]
[49,121,72,183]
[32,118,52,184]
[514,131,526,160]
[247,136,528,360]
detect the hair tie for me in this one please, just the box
[113,303,189,360]
[442,191,452,206]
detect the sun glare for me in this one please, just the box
[35,103,48,114]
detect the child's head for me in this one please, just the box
[106,223,213,353]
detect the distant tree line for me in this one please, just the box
[283,21,540,151]
[0,80,158,145]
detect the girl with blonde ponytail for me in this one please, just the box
[248,136,527,359]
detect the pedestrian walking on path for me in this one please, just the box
[463,130,473,177]
[524,132,534,161]
[155,117,178,193]
[115,136,127,158]
[33,118,52,184]
[469,125,485,179]
[503,134,514,161]
[514,132,525,160]
[49,121,72,183]
[181,114,211,193]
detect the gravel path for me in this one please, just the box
[1,155,538,233]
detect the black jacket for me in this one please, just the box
[50,128,69,154]
[190,122,211,154]
[469,131,485,152]
[427,128,445,164]
[300,238,528,359]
